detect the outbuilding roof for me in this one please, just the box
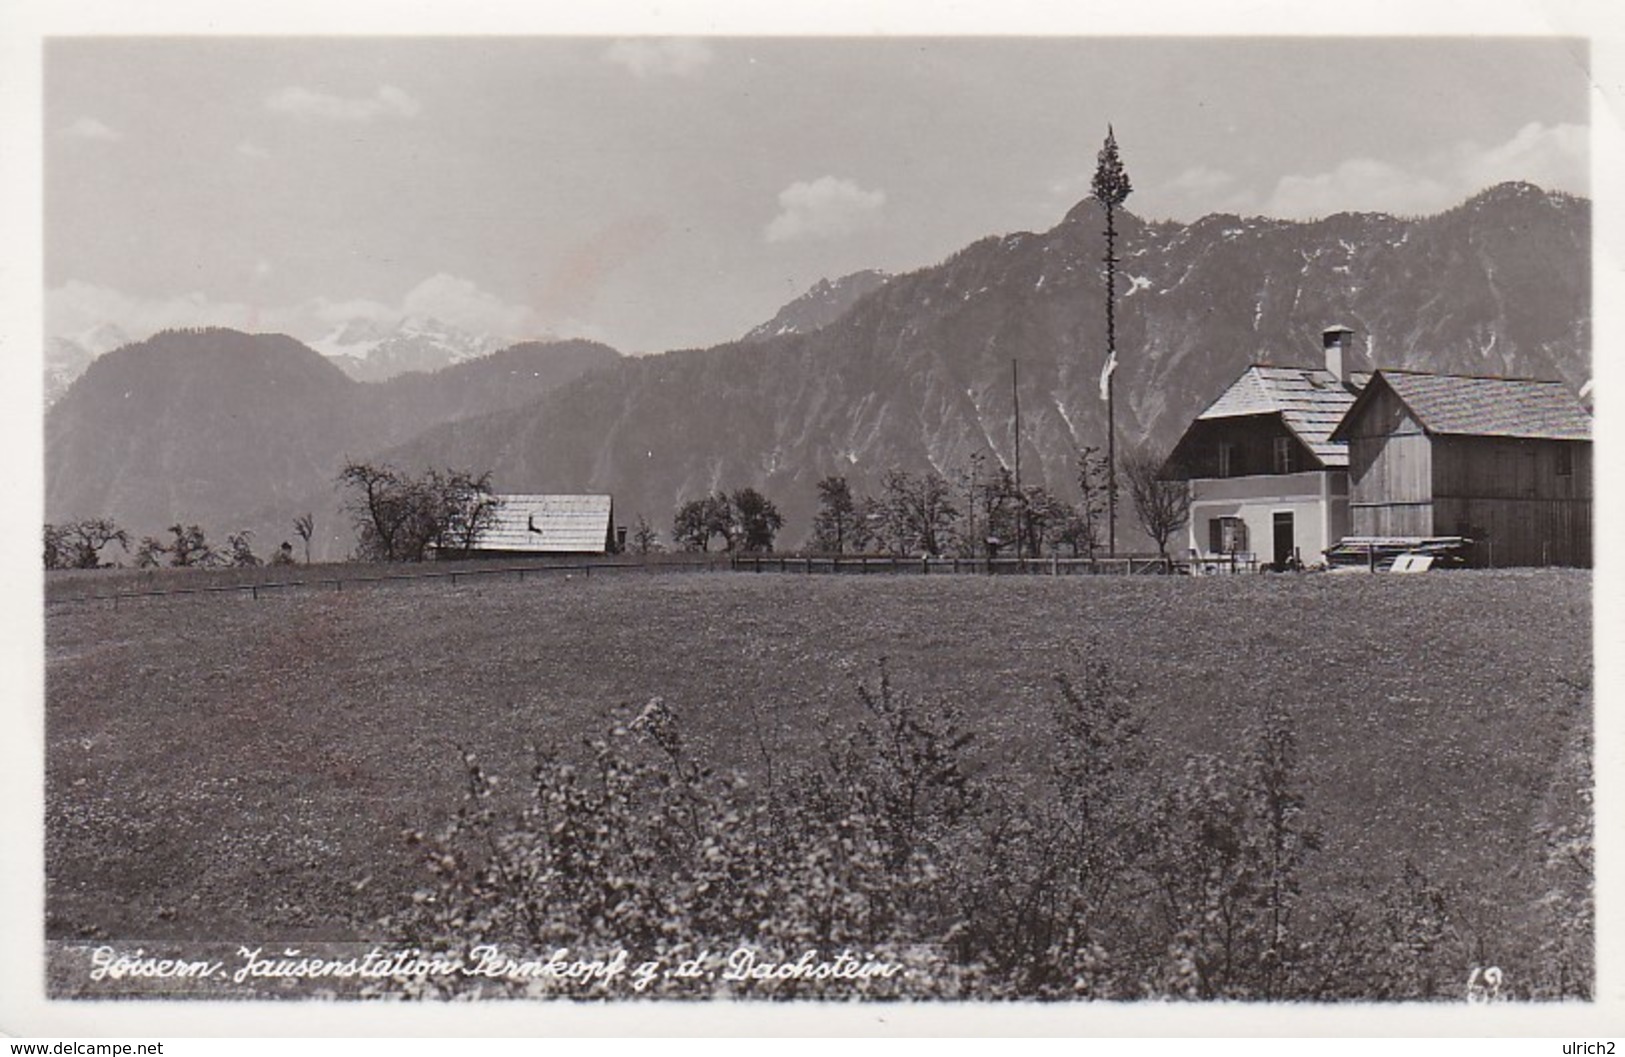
[469,494,614,553]
[1196,364,1370,467]
[1329,370,1591,442]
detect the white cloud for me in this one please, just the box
[1264,158,1455,220]
[399,274,542,336]
[46,273,547,352]
[61,117,121,142]
[265,84,421,121]
[1260,122,1588,220]
[46,281,273,338]
[1458,121,1587,197]
[1163,165,1239,196]
[765,177,886,243]
[603,38,713,79]
[310,296,399,328]
[237,140,271,159]
[1135,165,1264,219]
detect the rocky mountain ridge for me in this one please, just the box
[45,182,1589,557]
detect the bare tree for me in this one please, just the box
[1019,485,1072,558]
[166,524,218,568]
[337,462,499,561]
[1073,447,1111,559]
[44,519,130,569]
[630,515,662,555]
[429,469,501,556]
[133,536,166,568]
[1122,448,1191,561]
[226,530,262,567]
[872,469,958,557]
[293,512,315,565]
[339,462,411,561]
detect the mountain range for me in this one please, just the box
[44,181,1590,560]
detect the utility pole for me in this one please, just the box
[1092,125,1132,557]
[1012,358,1024,560]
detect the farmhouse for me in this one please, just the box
[1163,327,1368,570]
[452,494,618,558]
[1327,370,1592,567]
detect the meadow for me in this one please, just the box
[44,568,1592,998]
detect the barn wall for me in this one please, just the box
[1432,436,1592,566]
[1344,386,1432,539]
[1348,501,1434,538]
[1345,387,1431,504]
[1432,436,1590,501]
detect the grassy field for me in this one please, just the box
[45,568,1591,976]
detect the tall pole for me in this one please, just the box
[1012,358,1023,560]
[1105,207,1117,557]
[1091,125,1132,559]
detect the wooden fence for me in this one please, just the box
[44,556,729,610]
[729,555,1180,576]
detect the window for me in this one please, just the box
[1208,516,1249,555]
[1217,442,1236,478]
[1273,436,1294,474]
[1556,444,1574,478]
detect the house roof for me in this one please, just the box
[470,494,613,553]
[1329,370,1592,442]
[1196,364,1371,467]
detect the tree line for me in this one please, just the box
[46,447,1191,569]
[43,519,297,570]
[43,459,497,570]
[655,446,1189,561]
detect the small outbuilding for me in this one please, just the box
[453,494,617,558]
[1327,370,1591,567]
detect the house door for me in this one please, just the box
[1273,512,1295,569]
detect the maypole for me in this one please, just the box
[1091,125,1132,557]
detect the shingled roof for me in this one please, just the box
[468,494,614,554]
[1328,370,1591,442]
[1196,364,1371,467]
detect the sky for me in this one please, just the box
[42,34,1592,355]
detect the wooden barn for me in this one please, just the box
[1327,370,1592,567]
[450,494,617,558]
[1163,327,1369,569]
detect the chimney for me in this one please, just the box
[1322,325,1355,385]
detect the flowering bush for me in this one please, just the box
[382,659,1590,1001]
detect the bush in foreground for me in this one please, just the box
[381,660,1591,1001]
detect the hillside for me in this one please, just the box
[381,182,1590,543]
[44,183,1589,555]
[44,330,621,546]
[742,269,891,343]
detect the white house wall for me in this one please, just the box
[1185,470,1350,565]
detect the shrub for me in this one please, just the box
[379,660,1589,1001]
